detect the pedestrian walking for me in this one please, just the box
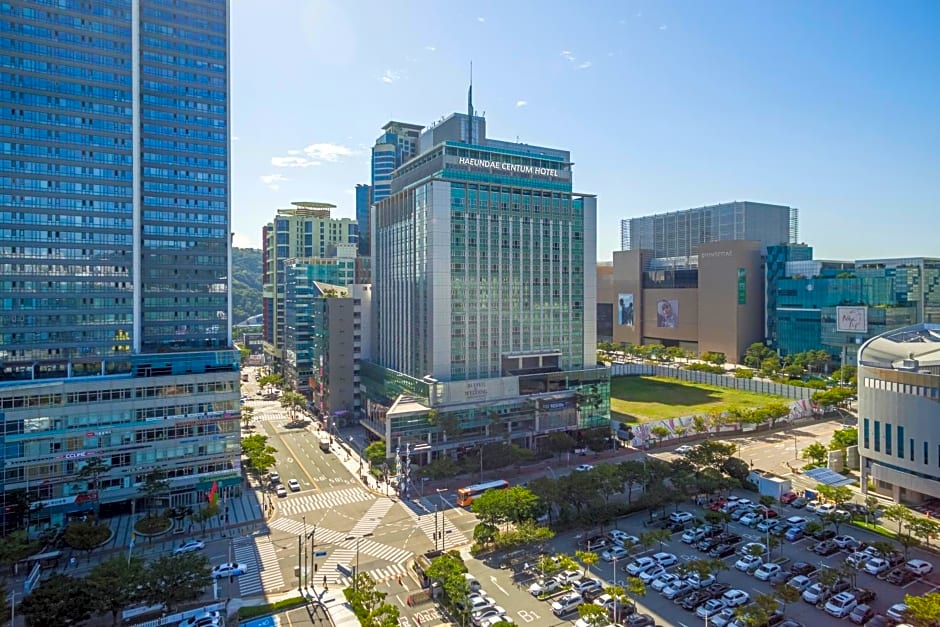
[397,575,402,586]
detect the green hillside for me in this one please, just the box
[232,247,262,325]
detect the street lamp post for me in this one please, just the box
[346,532,374,591]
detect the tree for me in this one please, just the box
[575,550,599,577]
[88,556,147,625]
[139,552,212,611]
[542,432,576,459]
[904,591,940,627]
[734,592,779,626]
[865,495,880,524]
[241,433,278,479]
[364,441,388,469]
[492,521,554,550]
[77,456,109,515]
[62,520,111,562]
[191,501,219,533]
[240,404,256,430]
[258,373,283,392]
[649,425,670,444]
[624,576,646,607]
[910,517,940,549]
[279,390,307,423]
[527,477,562,525]
[640,529,671,551]
[685,441,736,471]
[19,573,90,626]
[426,551,471,619]
[471,485,540,529]
[829,428,858,454]
[0,530,40,574]
[773,582,801,613]
[884,504,913,538]
[140,469,170,517]
[343,572,401,627]
[577,603,610,627]
[801,442,828,466]
[722,457,750,483]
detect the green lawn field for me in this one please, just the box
[610,375,786,423]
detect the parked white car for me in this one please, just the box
[650,573,680,592]
[907,559,934,575]
[824,591,858,618]
[721,589,750,608]
[753,563,781,581]
[602,546,629,562]
[735,555,763,573]
[653,552,678,567]
[625,557,657,576]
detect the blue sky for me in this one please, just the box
[231,0,939,261]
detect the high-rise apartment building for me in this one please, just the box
[620,201,798,259]
[362,101,608,467]
[0,0,240,531]
[261,202,357,366]
[371,121,423,205]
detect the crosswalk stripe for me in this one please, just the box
[346,499,395,537]
[401,503,469,547]
[355,538,411,564]
[317,547,356,584]
[276,487,372,516]
[232,536,285,596]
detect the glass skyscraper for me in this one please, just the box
[363,107,608,464]
[0,0,239,532]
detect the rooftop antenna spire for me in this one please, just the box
[467,61,475,144]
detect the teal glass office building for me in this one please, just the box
[364,111,608,461]
[0,0,239,531]
[770,251,940,363]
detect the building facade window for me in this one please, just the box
[897,425,904,459]
[885,423,892,456]
[863,418,870,449]
[874,421,880,453]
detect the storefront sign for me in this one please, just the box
[457,157,559,178]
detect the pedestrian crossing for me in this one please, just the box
[318,547,356,584]
[314,550,410,587]
[346,498,395,537]
[354,537,411,564]
[276,487,372,516]
[403,504,469,547]
[232,535,285,597]
[267,518,349,546]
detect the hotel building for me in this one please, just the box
[362,101,608,463]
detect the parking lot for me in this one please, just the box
[458,495,940,626]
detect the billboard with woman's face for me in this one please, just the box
[656,299,678,328]
[617,293,634,327]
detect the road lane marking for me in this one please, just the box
[277,434,320,491]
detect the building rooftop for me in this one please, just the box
[859,323,940,372]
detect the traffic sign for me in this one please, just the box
[314,551,327,557]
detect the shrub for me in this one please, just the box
[134,515,171,535]
[237,597,306,620]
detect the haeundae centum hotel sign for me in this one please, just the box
[458,156,560,178]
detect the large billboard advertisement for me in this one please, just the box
[836,306,868,333]
[617,293,635,327]
[656,299,679,328]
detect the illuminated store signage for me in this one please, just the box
[457,156,559,178]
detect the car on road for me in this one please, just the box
[651,572,680,591]
[551,592,583,617]
[787,575,813,592]
[780,491,798,504]
[735,555,763,573]
[653,552,678,567]
[179,611,223,627]
[574,579,603,596]
[696,598,727,619]
[574,464,594,472]
[684,572,716,589]
[709,544,736,559]
[907,558,934,575]
[275,484,288,498]
[287,479,301,492]
[676,445,694,454]
[268,471,280,484]
[638,565,666,584]
[211,562,247,578]
[556,569,583,585]
[669,511,694,524]
[834,534,860,550]
[602,546,629,562]
[886,603,909,621]
[625,557,657,576]
[528,578,561,596]
[754,563,781,581]
[884,567,917,586]
[812,540,839,556]
[173,540,206,555]
[721,589,750,608]
[848,603,874,625]
[784,526,804,541]
[864,557,890,575]
[661,579,693,600]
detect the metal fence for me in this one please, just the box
[609,362,814,401]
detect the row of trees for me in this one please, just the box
[645,402,792,447]
[12,552,212,626]
[801,427,858,467]
[242,433,277,480]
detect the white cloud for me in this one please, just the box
[380,69,401,84]
[425,45,436,52]
[515,100,528,107]
[561,50,576,62]
[232,232,256,248]
[660,24,668,30]
[260,173,289,190]
[270,142,356,169]
[578,61,592,69]
[477,16,485,22]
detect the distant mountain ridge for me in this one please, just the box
[232,247,262,325]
